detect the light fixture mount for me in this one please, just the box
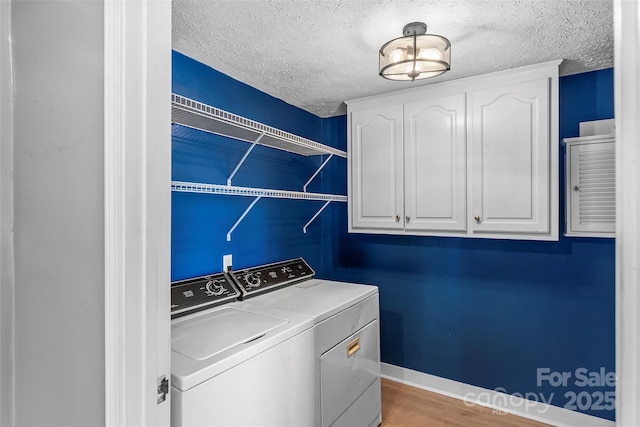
[403,22,427,37]
[379,21,451,82]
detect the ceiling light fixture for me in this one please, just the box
[379,21,451,81]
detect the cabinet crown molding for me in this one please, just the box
[346,60,562,112]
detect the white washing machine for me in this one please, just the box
[170,271,316,427]
[229,258,381,427]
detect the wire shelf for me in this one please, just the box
[171,181,347,202]
[172,181,346,240]
[171,94,347,158]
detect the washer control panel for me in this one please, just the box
[230,257,315,299]
[171,272,240,319]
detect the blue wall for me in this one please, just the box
[322,68,616,421]
[171,50,615,421]
[171,51,345,278]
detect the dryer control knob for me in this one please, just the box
[244,273,261,288]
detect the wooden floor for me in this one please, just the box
[381,378,552,427]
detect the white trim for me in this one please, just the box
[0,1,14,425]
[104,0,171,425]
[614,0,640,425]
[104,0,126,424]
[381,363,615,427]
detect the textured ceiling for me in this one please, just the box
[172,0,613,118]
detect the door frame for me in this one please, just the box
[614,0,640,425]
[98,0,640,425]
[104,0,171,425]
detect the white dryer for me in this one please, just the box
[170,271,315,427]
[229,258,381,427]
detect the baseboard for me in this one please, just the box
[381,363,615,427]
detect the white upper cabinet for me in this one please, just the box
[347,61,560,240]
[349,105,404,230]
[404,93,467,232]
[469,78,550,235]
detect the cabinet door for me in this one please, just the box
[350,105,404,230]
[567,140,615,236]
[404,93,467,232]
[469,78,550,235]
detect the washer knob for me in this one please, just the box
[205,280,225,296]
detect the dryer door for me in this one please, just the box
[320,320,380,427]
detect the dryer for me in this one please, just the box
[229,258,381,427]
[170,271,315,427]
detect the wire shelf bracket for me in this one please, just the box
[227,133,264,186]
[227,196,262,241]
[303,200,332,234]
[303,154,334,193]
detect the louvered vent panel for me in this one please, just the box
[578,147,615,223]
[567,138,615,236]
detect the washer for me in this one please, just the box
[229,258,381,427]
[170,271,315,427]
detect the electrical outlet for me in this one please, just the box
[223,254,233,272]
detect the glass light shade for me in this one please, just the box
[379,34,451,81]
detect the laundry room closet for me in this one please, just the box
[172,44,615,424]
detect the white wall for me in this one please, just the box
[11,1,105,425]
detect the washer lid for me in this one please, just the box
[172,307,288,360]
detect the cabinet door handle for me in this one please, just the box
[474,215,481,222]
[395,215,400,222]
[347,337,361,357]
[406,215,411,222]
[573,185,580,191]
